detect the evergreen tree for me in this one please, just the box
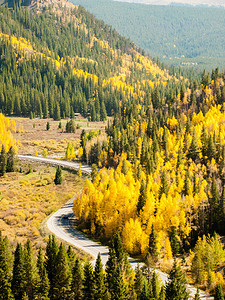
[12,243,26,300]
[112,232,124,264]
[169,227,180,257]
[111,265,127,300]
[106,248,117,294]
[219,187,225,233]
[209,176,219,232]
[83,262,94,300]
[45,235,58,298]
[53,103,61,121]
[24,240,40,300]
[159,170,169,198]
[67,245,76,269]
[54,165,62,185]
[176,147,184,169]
[0,233,14,300]
[208,134,217,160]
[165,260,189,300]
[0,145,7,176]
[65,119,76,133]
[46,121,50,131]
[134,265,145,299]
[53,243,72,299]
[37,247,50,299]
[140,280,149,300]
[160,285,166,300]
[151,271,160,299]
[201,125,208,160]
[94,253,106,300]
[121,159,128,175]
[187,129,199,161]
[182,170,190,196]
[91,164,98,182]
[215,284,224,300]
[71,258,83,300]
[91,104,96,122]
[148,224,158,261]
[100,100,107,121]
[6,146,15,172]
[137,179,147,213]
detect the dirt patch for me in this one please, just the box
[11,117,107,156]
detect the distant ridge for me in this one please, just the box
[113,0,225,8]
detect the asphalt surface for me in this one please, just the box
[18,155,213,299]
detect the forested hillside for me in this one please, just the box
[73,0,225,70]
[75,70,225,290]
[2,0,225,296]
[0,0,177,121]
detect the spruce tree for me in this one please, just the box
[67,245,76,269]
[53,103,61,121]
[160,285,166,300]
[111,265,127,300]
[6,146,15,173]
[24,240,40,300]
[165,260,189,300]
[140,280,149,300]
[159,170,169,198]
[37,247,50,299]
[148,224,158,262]
[0,233,14,300]
[182,170,190,196]
[121,159,128,175]
[151,271,160,299]
[100,100,107,121]
[187,129,199,161]
[106,248,117,294]
[219,187,225,233]
[45,235,58,298]
[0,145,7,176]
[112,232,124,264]
[71,258,83,300]
[137,179,147,213]
[169,227,180,257]
[209,176,219,232]
[94,253,106,300]
[12,243,26,300]
[53,243,72,299]
[54,165,62,185]
[208,134,217,160]
[176,147,183,169]
[134,265,145,299]
[83,261,95,300]
[215,284,224,300]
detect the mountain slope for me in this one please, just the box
[0,0,178,119]
[73,0,225,70]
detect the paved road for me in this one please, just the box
[18,155,212,299]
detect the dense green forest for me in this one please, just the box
[1,231,206,300]
[72,0,225,70]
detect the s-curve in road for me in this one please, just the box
[18,155,212,299]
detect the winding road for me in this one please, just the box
[18,155,212,299]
